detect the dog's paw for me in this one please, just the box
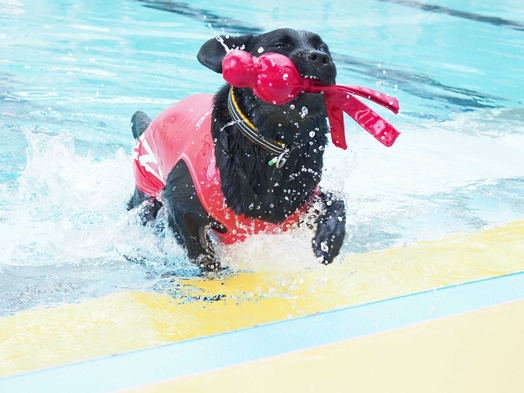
[196,254,222,272]
[312,227,345,264]
[312,196,346,264]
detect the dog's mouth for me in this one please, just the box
[301,74,320,81]
[300,73,334,87]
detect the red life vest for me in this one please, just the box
[132,94,303,244]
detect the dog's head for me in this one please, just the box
[198,28,336,85]
[198,28,336,128]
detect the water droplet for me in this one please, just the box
[257,46,264,53]
[300,106,309,119]
[309,130,315,138]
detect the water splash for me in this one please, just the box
[2,108,524,315]
[220,120,240,132]
[207,24,232,53]
[0,129,194,315]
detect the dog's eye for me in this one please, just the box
[319,45,328,53]
[274,43,286,49]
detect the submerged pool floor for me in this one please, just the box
[1,220,524,392]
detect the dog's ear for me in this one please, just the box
[197,34,254,73]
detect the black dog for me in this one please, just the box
[128,28,346,271]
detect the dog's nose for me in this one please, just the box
[307,50,330,66]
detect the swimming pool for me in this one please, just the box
[1,0,524,390]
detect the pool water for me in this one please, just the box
[1,0,524,317]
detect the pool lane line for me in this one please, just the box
[1,270,523,393]
[137,0,263,34]
[378,0,524,32]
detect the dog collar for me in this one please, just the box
[227,87,289,167]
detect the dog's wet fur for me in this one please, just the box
[128,28,346,271]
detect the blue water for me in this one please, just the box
[1,0,523,316]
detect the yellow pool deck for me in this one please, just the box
[1,220,524,392]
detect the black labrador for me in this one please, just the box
[128,28,346,271]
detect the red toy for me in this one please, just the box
[222,50,400,149]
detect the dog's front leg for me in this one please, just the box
[312,192,346,264]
